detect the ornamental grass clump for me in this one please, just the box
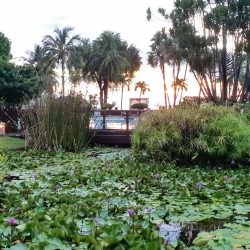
[132,105,250,164]
[24,95,93,151]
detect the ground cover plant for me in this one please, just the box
[132,105,250,164]
[0,137,25,150]
[0,149,249,249]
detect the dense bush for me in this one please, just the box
[181,96,207,105]
[234,103,250,122]
[132,105,250,164]
[102,102,115,110]
[131,103,148,109]
[24,95,93,151]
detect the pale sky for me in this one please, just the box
[0,0,198,108]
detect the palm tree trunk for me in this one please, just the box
[173,62,180,107]
[139,90,142,103]
[240,54,250,102]
[179,90,183,104]
[61,59,65,97]
[198,86,202,104]
[100,88,104,109]
[192,70,208,101]
[97,79,104,108]
[221,27,228,104]
[121,84,124,110]
[232,60,242,102]
[104,79,108,104]
[183,62,188,80]
[161,62,169,108]
[179,63,188,105]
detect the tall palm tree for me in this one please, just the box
[68,31,141,108]
[148,28,171,108]
[42,27,80,96]
[134,81,150,103]
[85,31,129,107]
[120,45,142,110]
[25,44,58,94]
[67,38,92,89]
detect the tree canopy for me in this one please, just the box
[0,32,45,106]
[147,0,250,104]
[0,32,11,62]
[68,31,142,107]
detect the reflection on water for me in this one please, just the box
[90,115,139,130]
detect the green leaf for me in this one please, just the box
[8,244,28,250]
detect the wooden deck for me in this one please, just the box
[91,129,132,146]
[90,109,146,146]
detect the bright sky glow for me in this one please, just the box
[0,0,199,108]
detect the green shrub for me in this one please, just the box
[181,96,207,105]
[234,103,250,122]
[102,102,115,110]
[131,103,148,109]
[24,95,93,151]
[132,105,250,164]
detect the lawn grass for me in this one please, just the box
[0,136,25,150]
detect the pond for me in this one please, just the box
[0,149,249,249]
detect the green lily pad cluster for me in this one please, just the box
[0,149,249,249]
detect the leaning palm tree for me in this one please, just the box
[134,81,150,103]
[42,27,80,96]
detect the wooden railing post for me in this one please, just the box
[126,111,129,132]
[102,111,106,129]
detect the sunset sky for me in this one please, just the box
[0,0,199,108]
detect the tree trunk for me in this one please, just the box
[240,54,250,102]
[173,62,181,107]
[192,70,208,101]
[103,79,108,104]
[220,27,228,103]
[121,84,124,110]
[61,58,65,96]
[160,62,168,108]
[99,88,104,109]
[98,79,104,108]
[178,63,188,105]
[232,60,242,102]
[198,86,202,104]
[202,73,214,102]
[139,90,142,103]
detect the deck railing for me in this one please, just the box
[90,110,146,131]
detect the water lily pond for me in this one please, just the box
[0,149,249,249]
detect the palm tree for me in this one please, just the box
[134,81,150,103]
[120,45,142,110]
[93,31,129,106]
[25,44,58,94]
[171,78,188,105]
[81,31,129,108]
[148,28,171,108]
[67,38,92,90]
[42,27,80,96]
[67,31,141,108]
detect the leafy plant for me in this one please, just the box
[0,149,249,249]
[132,105,250,164]
[131,103,148,110]
[102,102,115,110]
